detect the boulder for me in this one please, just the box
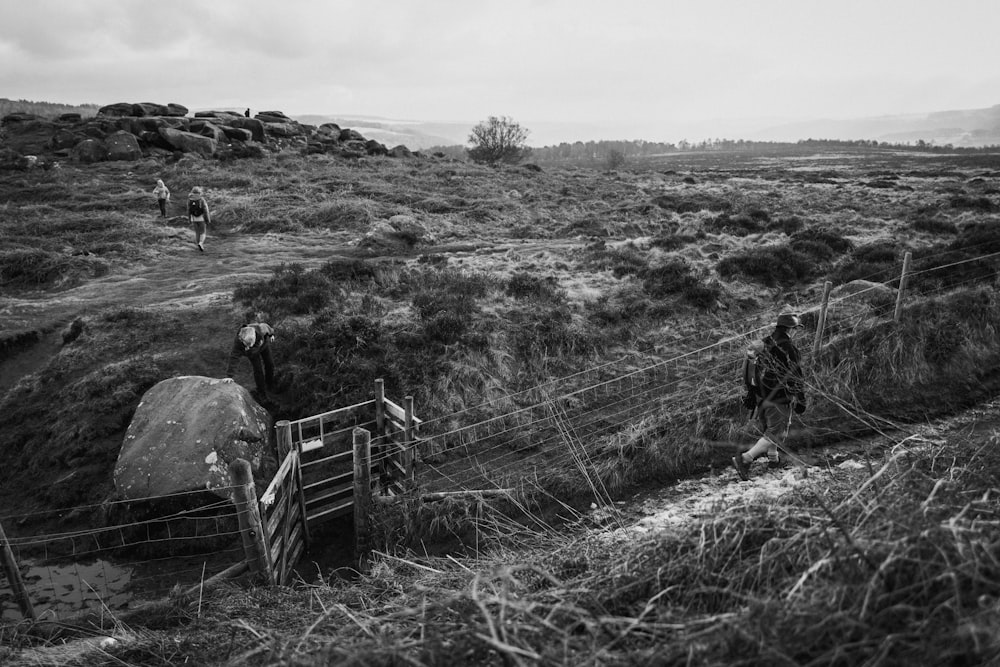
[71,138,108,163]
[255,110,290,122]
[165,103,189,117]
[134,102,170,117]
[104,131,143,160]
[318,122,342,136]
[390,145,414,158]
[221,126,253,142]
[114,376,276,502]
[2,112,40,124]
[227,117,265,142]
[97,102,136,117]
[190,119,226,142]
[365,139,389,156]
[51,128,81,150]
[263,121,299,137]
[58,113,82,122]
[339,128,365,142]
[158,127,217,156]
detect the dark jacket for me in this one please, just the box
[225,323,274,377]
[757,327,805,405]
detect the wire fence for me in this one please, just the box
[3,243,998,622]
[409,248,1000,492]
[1,486,247,624]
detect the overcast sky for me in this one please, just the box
[2,0,998,144]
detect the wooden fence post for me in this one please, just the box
[0,520,36,621]
[894,251,913,323]
[404,395,415,483]
[813,280,832,358]
[353,427,372,567]
[277,419,310,549]
[374,379,386,488]
[229,459,275,585]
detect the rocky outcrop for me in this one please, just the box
[0,100,418,166]
[113,376,276,502]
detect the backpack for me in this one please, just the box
[741,336,790,411]
[188,198,204,217]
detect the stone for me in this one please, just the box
[390,145,414,158]
[365,139,389,156]
[255,110,290,122]
[263,121,299,137]
[227,117,265,142]
[158,127,217,156]
[114,376,276,502]
[104,130,143,161]
[190,119,226,142]
[318,122,342,136]
[2,112,40,124]
[58,113,82,122]
[97,102,136,117]
[72,138,108,163]
[339,128,365,142]
[134,102,170,117]
[51,128,81,150]
[165,103,189,117]
[221,126,253,142]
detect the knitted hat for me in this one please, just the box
[776,313,803,329]
[238,326,257,349]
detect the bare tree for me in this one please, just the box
[467,116,530,165]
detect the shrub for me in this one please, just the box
[467,116,530,165]
[790,228,852,253]
[703,213,762,237]
[650,233,696,251]
[717,245,814,286]
[771,216,804,235]
[233,263,343,316]
[506,272,564,301]
[911,216,958,235]
[829,242,901,284]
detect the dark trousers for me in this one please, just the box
[248,346,276,393]
[158,198,167,216]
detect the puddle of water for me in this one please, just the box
[1,559,132,622]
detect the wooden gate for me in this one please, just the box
[259,379,419,582]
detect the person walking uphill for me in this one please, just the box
[225,323,277,404]
[733,312,807,481]
[187,186,211,251]
[153,179,170,217]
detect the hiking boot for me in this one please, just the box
[197,242,204,252]
[732,455,750,481]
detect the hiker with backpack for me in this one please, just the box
[225,322,278,405]
[187,186,211,251]
[153,179,170,217]
[733,312,807,480]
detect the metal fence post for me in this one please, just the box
[0,520,36,621]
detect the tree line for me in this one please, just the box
[0,98,99,119]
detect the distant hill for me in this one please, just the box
[294,114,471,150]
[746,104,1000,147]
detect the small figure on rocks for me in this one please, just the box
[187,186,211,251]
[733,312,807,480]
[226,322,277,404]
[153,179,170,217]
[245,108,251,118]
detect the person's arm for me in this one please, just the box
[203,199,211,224]
[225,338,243,377]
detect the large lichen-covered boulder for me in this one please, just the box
[114,376,276,502]
[72,138,108,163]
